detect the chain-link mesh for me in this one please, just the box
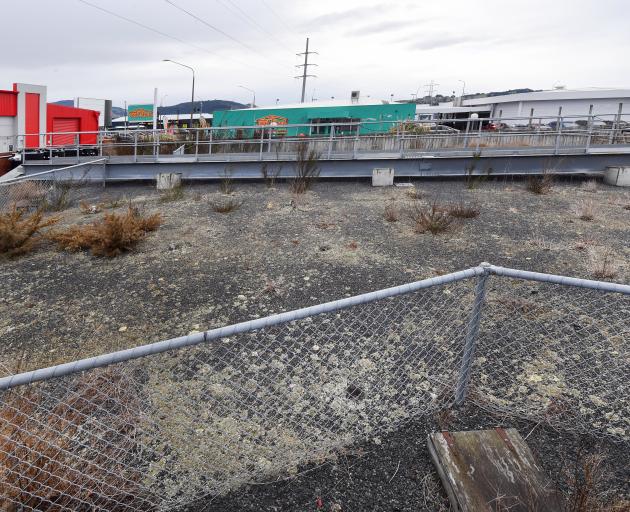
[0,270,628,511]
[0,178,54,212]
[471,278,630,438]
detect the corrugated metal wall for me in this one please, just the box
[0,90,17,116]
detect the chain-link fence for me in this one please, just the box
[0,159,106,213]
[0,265,628,511]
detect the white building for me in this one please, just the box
[463,87,630,124]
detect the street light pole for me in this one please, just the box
[238,85,256,107]
[458,79,466,99]
[163,59,196,127]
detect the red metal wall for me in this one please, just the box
[0,90,17,116]
[46,104,99,145]
[25,93,40,148]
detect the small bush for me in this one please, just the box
[447,200,480,219]
[159,184,184,203]
[587,248,619,279]
[0,208,59,257]
[576,199,596,221]
[527,172,553,195]
[49,206,161,257]
[290,141,320,194]
[0,371,153,510]
[79,200,101,214]
[220,170,234,194]
[384,202,400,222]
[581,179,598,193]
[211,197,242,213]
[409,202,453,234]
[406,188,422,200]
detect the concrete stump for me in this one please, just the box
[604,166,630,187]
[156,173,182,190]
[372,168,394,187]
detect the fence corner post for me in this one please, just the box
[454,261,491,406]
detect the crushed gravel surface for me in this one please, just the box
[1,177,629,510]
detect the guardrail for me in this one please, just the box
[3,113,630,164]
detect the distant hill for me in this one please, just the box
[463,88,542,101]
[157,100,245,115]
[51,99,246,118]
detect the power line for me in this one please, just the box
[260,0,294,33]
[294,37,318,103]
[219,0,286,47]
[164,0,259,55]
[77,0,290,79]
[77,0,220,57]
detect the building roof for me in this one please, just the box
[112,113,213,123]
[415,105,491,114]
[463,87,630,106]
[229,99,399,111]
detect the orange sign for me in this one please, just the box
[256,114,288,126]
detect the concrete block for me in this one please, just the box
[372,168,394,187]
[604,166,630,187]
[156,172,182,190]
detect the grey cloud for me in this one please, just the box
[344,19,421,37]
[299,4,386,30]
[407,34,482,51]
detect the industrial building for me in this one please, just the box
[212,96,416,137]
[0,82,99,153]
[463,87,630,124]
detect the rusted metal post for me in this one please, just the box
[454,262,491,406]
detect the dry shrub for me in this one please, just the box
[220,173,234,195]
[587,248,619,279]
[290,141,320,194]
[79,200,101,214]
[384,202,400,222]
[527,172,553,195]
[0,208,59,257]
[0,371,154,511]
[581,179,598,193]
[159,184,184,203]
[49,207,161,257]
[447,200,480,219]
[406,188,422,200]
[562,451,629,512]
[576,199,596,221]
[409,202,453,234]
[211,197,242,213]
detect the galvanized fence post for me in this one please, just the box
[454,262,491,406]
[327,124,334,160]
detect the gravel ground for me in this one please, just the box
[1,176,629,510]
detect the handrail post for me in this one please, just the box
[454,262,491,406]
[327,124,334,160]
[194,130,199,160]
[133,132,138,163]
[76,133,80,163]
[259,127,264,161]
[208,128,213,156]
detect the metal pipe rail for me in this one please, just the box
[1,263,628,391]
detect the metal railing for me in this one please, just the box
[1,264,628,511]
[4,113,630,166]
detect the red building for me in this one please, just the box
[0,83,99,152]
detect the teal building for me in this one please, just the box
[212,101,416,137]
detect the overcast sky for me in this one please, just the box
[3,0,629,108]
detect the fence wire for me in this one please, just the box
[0,268,628,511]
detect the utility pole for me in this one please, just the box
[295,37,317,103]
[424,80,440,104]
